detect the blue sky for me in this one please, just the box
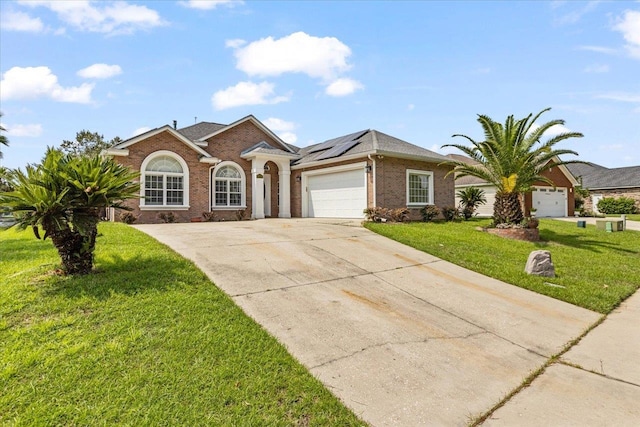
[1,0,639,171]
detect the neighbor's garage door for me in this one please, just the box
[307,168,366,218]
[532,186,567,217]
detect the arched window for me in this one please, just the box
[213,163,244,207]
[141,152,189,208]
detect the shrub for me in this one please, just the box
[235,208,248,221]
[456,187,487,220]
[120,212,138,224]
[157,212,177,223]
[363,207,409,222]
[202,211,217,222]
[441,206,459,222]
[597,197,638,214]
[420,205,440,222]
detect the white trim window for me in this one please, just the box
[212,162,246,209]
[406,169,434,206]
[140,151,189,209]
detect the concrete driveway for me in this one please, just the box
[135,219,600,426]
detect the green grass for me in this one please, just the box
[1,223,363,426]
[365,219,640,314]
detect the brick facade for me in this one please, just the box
[375,157,455,220]
[114,121,456,223]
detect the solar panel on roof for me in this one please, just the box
[307,130,368,153]
[314,138,361,161]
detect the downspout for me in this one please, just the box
[368,154,377,207]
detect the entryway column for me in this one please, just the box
[251,159,266,219]
[278,168,291,218]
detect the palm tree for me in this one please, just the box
[0,113,8,160]
[442,108,583,225]
[0,148,139,275]
[456,186,486,220]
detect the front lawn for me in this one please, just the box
[365,219,639,314]
[1,223,362,426]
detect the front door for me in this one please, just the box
[264,174,271,217]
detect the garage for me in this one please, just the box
[532,186,567,217]
[304,166,367,218]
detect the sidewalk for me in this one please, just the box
[485,290,640,425]
[552,216,640,231]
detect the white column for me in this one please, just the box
[251,159,266,219]
[278,167,291,218]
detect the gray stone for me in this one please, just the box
[525,250,555,277]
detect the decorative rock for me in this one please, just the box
[525,250,556,277]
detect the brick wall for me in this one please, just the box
[114,121,283,223]
[376,157,455,220]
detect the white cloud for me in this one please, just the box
[131,126,151,137]
[233,32,352,81]
[211,81,289,110]
[225,38,246,48]
[577,45,618,55]
[0,10,44,32]
[262,117,297,144]
[325,78,364,97]
[1,123,43,137]
[583,64,609,73]
[596,92,640,103]
[178,0,243,10]
[553,0,600,25]
[77,63,123,79]
[407,104,415,111]
[18,0,166,35]
[528,123,572,137]
[613,10,640,59]
[1,66,94,104]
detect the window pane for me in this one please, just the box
[409,173,429,204]
[216,165,241,179]
[230,193,242,206]
[166,176,183,190]
[146,156,182,173]
[145,175,163,205]
[166,190,183,205]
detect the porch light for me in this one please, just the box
[365,165,372,173]
[296,175,302,182]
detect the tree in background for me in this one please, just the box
[442,108,583,225]
[0,148,139,275]
[60,130,121,158]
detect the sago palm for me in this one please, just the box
[456,186,486,220]
[0,148,139,275]
[442,108,583,225]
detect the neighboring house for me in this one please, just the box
[105,115,454,223]
[447,154,578,217]
[567,163,640,213]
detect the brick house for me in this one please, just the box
[105,115,455,223]
[447,154,578,217]
[567,163,640,214]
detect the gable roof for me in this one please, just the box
[198,115,296,154]
[107,125,214,159]
[240,141,300,159]
[569,164,640,189]
[177,121,226,141]
[293,129,448,167]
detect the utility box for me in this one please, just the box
[577,220,586,228]
[596,219,624,232]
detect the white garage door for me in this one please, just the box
[455,185,496,217]
[533,187,567,217]
[307,168,366,218]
